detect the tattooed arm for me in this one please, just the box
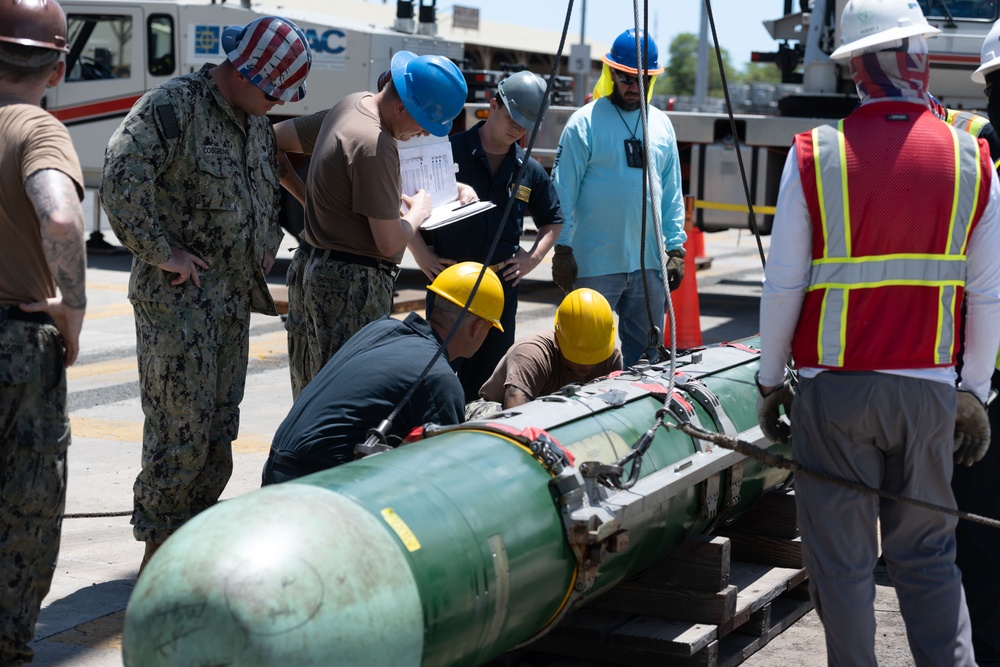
[20,169,87,366]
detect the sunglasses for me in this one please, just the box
[264,91,280,102]
[616,73,652,87]
[985,85,993,99]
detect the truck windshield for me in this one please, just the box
[65,14,133,82]
[917,0,999,20]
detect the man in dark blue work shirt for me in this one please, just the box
[261,263,504,484]
[408,71,564,402]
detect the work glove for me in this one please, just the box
[755,372,794,444]
[954,390,991,466]
[551,244,577,292]
[666,248,686,292]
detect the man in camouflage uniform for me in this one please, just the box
[101,16,310,571]
[0,0,87,662]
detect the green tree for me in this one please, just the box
[657,33,733,97]
[741,62,783,84]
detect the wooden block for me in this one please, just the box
[765,591,814,640]
[734,603,771,638]
[725,534,803,569]
[717,631,769,667]
[609,616,718,656]
[718,562,803,636]
[637,535,731,592]
[594,583,738,626]
[722,489,798,539]
[532,635,720,667]
[549,608,633,643]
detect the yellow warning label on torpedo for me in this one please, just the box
[381,507,421,552]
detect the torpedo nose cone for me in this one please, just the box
[123,484,424,667]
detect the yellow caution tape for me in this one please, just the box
[695,200,777,215]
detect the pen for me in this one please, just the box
[453,200,481,211]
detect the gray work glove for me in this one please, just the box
[755,372,794,444]
[551,244,577,292]
[666,248,686,292]
[954,390,990,466]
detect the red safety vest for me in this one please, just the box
[792,101,992,371]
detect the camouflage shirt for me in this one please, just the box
[101,64,283,318]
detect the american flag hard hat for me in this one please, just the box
[222,16,311,102]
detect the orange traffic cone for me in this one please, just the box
[689,225,705,259]
[684,193,705,258]
[666,195,703,350]
[667,245,703,350]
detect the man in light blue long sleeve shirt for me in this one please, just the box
[551,28,686,366]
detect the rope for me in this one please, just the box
[360,0,577,449]
[64,510,132,519]
[673,421,1000,530]
[703,0,768,270]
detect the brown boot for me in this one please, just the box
[138,541,161,577]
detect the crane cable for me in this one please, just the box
[616,0,1000,531]
[357,0,578,454]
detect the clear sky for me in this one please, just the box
[474,0,783,68]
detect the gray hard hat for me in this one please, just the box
[497,71,548,131]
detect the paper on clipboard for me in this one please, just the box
[398,135,495,229]
[420,199,496,230]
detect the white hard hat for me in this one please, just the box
[973,19,1000,83]
[830,0,940,61]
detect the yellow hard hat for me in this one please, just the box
[428,262,505,331]
[554,288,616,365]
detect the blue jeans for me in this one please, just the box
[576,270,665,367]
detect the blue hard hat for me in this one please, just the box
[390,51,468,137]
[603,29,664,75]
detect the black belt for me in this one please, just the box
[300,241,400,281]
[0,305,55,327]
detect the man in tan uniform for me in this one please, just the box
[471,289,622,416]
[0,0,87,662]
[275,51,469,398]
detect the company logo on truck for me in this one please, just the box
[195,25,220,55]
[190,24,346,69]
[304,28,346,55]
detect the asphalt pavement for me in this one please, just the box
[24,199,916,666]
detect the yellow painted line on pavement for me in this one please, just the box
[71,416,142,443]
[85,301,134,321]
[86,282,129,293]
[248,329,288,360]
[69,329,288,381]
[67,357,137,381]
[233,432,273,454]
[71,416,272,454]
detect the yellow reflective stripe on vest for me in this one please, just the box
[812,122,851,259]
[810,121,982,366]
[946,109,989,137]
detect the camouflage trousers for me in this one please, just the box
[285,246,395,399]
[464,399,503,421]
[0,321,68,665]
[131,301,249,544]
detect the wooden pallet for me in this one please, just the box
[487,489,811,667]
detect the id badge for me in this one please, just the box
[624,139,644,168]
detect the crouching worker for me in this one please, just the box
[261,262,504,484]
[468,288,623,418]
